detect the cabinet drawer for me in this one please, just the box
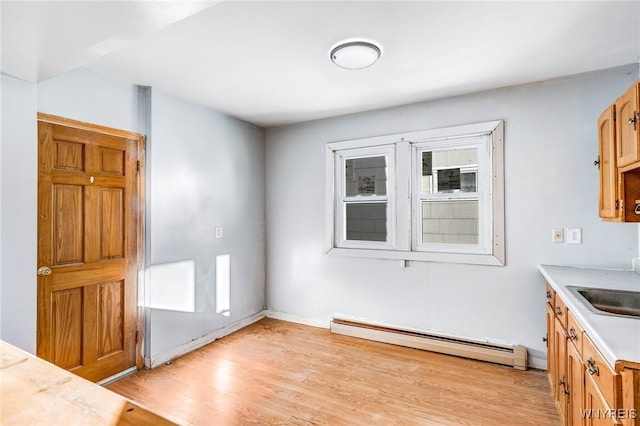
[567,311,584,358]
[555,295,568,329]
[583,333,620,409]
[546,283,555,309]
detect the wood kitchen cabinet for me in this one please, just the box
[598,105,619,221]
[616,81,640,169]
[547,288,557,394]
[567,312,585,426]
[597,79,640,222]
[567,338,584,425]
[546,288,636,425]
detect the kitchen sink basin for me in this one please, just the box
[567,286,640,319]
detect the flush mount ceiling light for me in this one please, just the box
[330,40,382,70]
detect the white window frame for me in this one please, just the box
[334,145,396,250]
[412,136,491,255]
[325,120,505,266]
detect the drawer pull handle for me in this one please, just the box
[586,358,599,376]
[562,387,570,396]
[546,290,552,300]
[559,378,565,386]
[556,306,563,316]
[568,327,578,341]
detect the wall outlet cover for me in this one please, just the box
[567,227,582,244]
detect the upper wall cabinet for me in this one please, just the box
[597,79,640,222]
[616,81,640,169]
[598,106,619,221]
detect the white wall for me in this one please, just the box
[1,67,266,361]
[0,75,38,352]
[38,68,141,133]
[265,64,640,367]
[147,90,265,359]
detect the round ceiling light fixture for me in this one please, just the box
[330,39,382,70]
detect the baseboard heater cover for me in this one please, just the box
[330,318,527,370]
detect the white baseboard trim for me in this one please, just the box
[265,310,330,329]
[146,310,267,369]
[528,356,547,371]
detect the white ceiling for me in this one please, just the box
[2,1,639,128]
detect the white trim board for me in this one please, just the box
[145,310,266,369]
[265,310,331,329]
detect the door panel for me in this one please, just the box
[54,140,85,171]
[100,147,125,175]
[53,184,84,265]
[97,280,124,358]
[52,288,83,369]
[38,115,143,383]
[100,188,124,260]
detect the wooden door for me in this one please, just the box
[598,106,619,221]
[616,82,639,168]
[37,114,144,383]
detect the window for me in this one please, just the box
[335,145,395,249]
[325,121,505,266]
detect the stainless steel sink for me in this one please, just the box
[567,286,640,319]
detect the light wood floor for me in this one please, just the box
[107,318,560,425]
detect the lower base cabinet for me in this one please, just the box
[546,284,638,426]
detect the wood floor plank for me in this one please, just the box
[107,318,560,425]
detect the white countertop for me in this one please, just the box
[538,264,640,370]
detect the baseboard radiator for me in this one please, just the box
[330,318,527,370]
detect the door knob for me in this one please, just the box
[629,112,638,131]
[37,266,52,276]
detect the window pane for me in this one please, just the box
[421,148,477,193]
[421,200,478,244]
[346,203,387,241]
[460,171,477,192]
[345,156,387,196]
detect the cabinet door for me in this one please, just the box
[584,375,620,426]
[567,340,585,426]
[598,106,620,220]
[547,303,557,396]
[616,82,640,168]
[556,317,568,422]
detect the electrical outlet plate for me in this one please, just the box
[215,226,223,239]
[567,227,581,244]
[552,229,564,243]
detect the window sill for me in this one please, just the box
[326,247,505,266]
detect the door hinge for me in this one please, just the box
[613,110,616,121]
[136,330,139,342]
[136,160,141,172]
[615,200,619,210]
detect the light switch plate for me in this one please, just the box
[567,227,581,244]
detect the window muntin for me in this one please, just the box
[335,146,395,249]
